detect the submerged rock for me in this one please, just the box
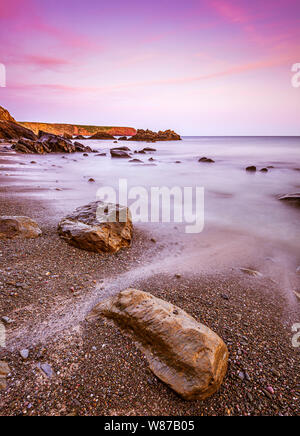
[0,216,42,239]
[246,166,257,172]
[87,289,228,400]
[278,193,300,206]
[110,149,131,158]
[199,157,215,163]
[58,201,133,253]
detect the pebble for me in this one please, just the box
[39,363,53,378]
[1,316,13,325]
[20,349,29,360]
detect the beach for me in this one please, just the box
[0,137,299,416]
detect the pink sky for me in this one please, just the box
[0,0,299,135]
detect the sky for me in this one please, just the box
[0,0,299,135]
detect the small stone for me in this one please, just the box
[238,371,245,381]
[246,166,257,172]
[175,274,181,279]
[39,363,53,378]
[1,316,13,325]
[150,238,156,243]
[20,349,29,360]
[266,386,274,395]
[221,294,229,300]
[88,178,95,183]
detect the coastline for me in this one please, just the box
[0,145,299,416]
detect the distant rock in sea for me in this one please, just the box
[128,129,181,142]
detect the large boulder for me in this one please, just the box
[128,129,181,142]
[0,216,42,239]
[58,201,133,253]
[87,289,228,400]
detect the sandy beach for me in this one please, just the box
[0,141,299,416]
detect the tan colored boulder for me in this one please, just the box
[87,289,228,400]
[0,361,10,390]
[0,216,42,239]
[58,201,133,254]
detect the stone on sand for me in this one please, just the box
[58,201,133,254]
[86,289,228,400]
[0,216,42,240]
[0,361,10,390]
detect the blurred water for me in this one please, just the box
[2,136,300,254]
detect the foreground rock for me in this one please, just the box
[0,362,10,390]
[199,157,215,163]
[13,131,92,154]
[0,216,42,239]
[58,201,133,253]
[278,193,300,206]
[128,129,181,142]
[87,289,228,400]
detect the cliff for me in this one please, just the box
[19,122,136,137]
[0,106,37,140]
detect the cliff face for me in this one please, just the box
[0,106,37,140]
[0,106,16,123]
[19,122,136,137]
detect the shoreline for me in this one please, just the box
[0,147,299,416]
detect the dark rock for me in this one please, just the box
[110,149,131,159]
[278,193,300,206]
[246,166,257,172]
[89,132,116,140]
[128,129,181,142]
[199,157,215,163]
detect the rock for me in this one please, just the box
[58,201,133,254]
[198,157,215,163]
[260,168,268,172]
[175,274,181,279]
[111,146,131,152]
[1,316,13,325]
[75,135,85,140]
[88,178,95,183]
[296,267,300,275]
[278,193,300,206]
[246,166,257,172]
[0,121,37,141]
[118,136,128,141]
[87,289,228,400]
[13,131,92,154]
[74,141,92,153]
[39,363,53,378]
[240,268,263,277]
[0,216,42,239]
[143,147,157,152]
[128,129,181,142]
[110,149,131,159]
[293,291,300,301]
[129,159,143,163]
[89,132,116,140]
[96,153,106,156]
[20,349,29,360]
[0,361,10,390]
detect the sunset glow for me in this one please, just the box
[0,0,299,135]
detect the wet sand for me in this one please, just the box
[0,145,299,416]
